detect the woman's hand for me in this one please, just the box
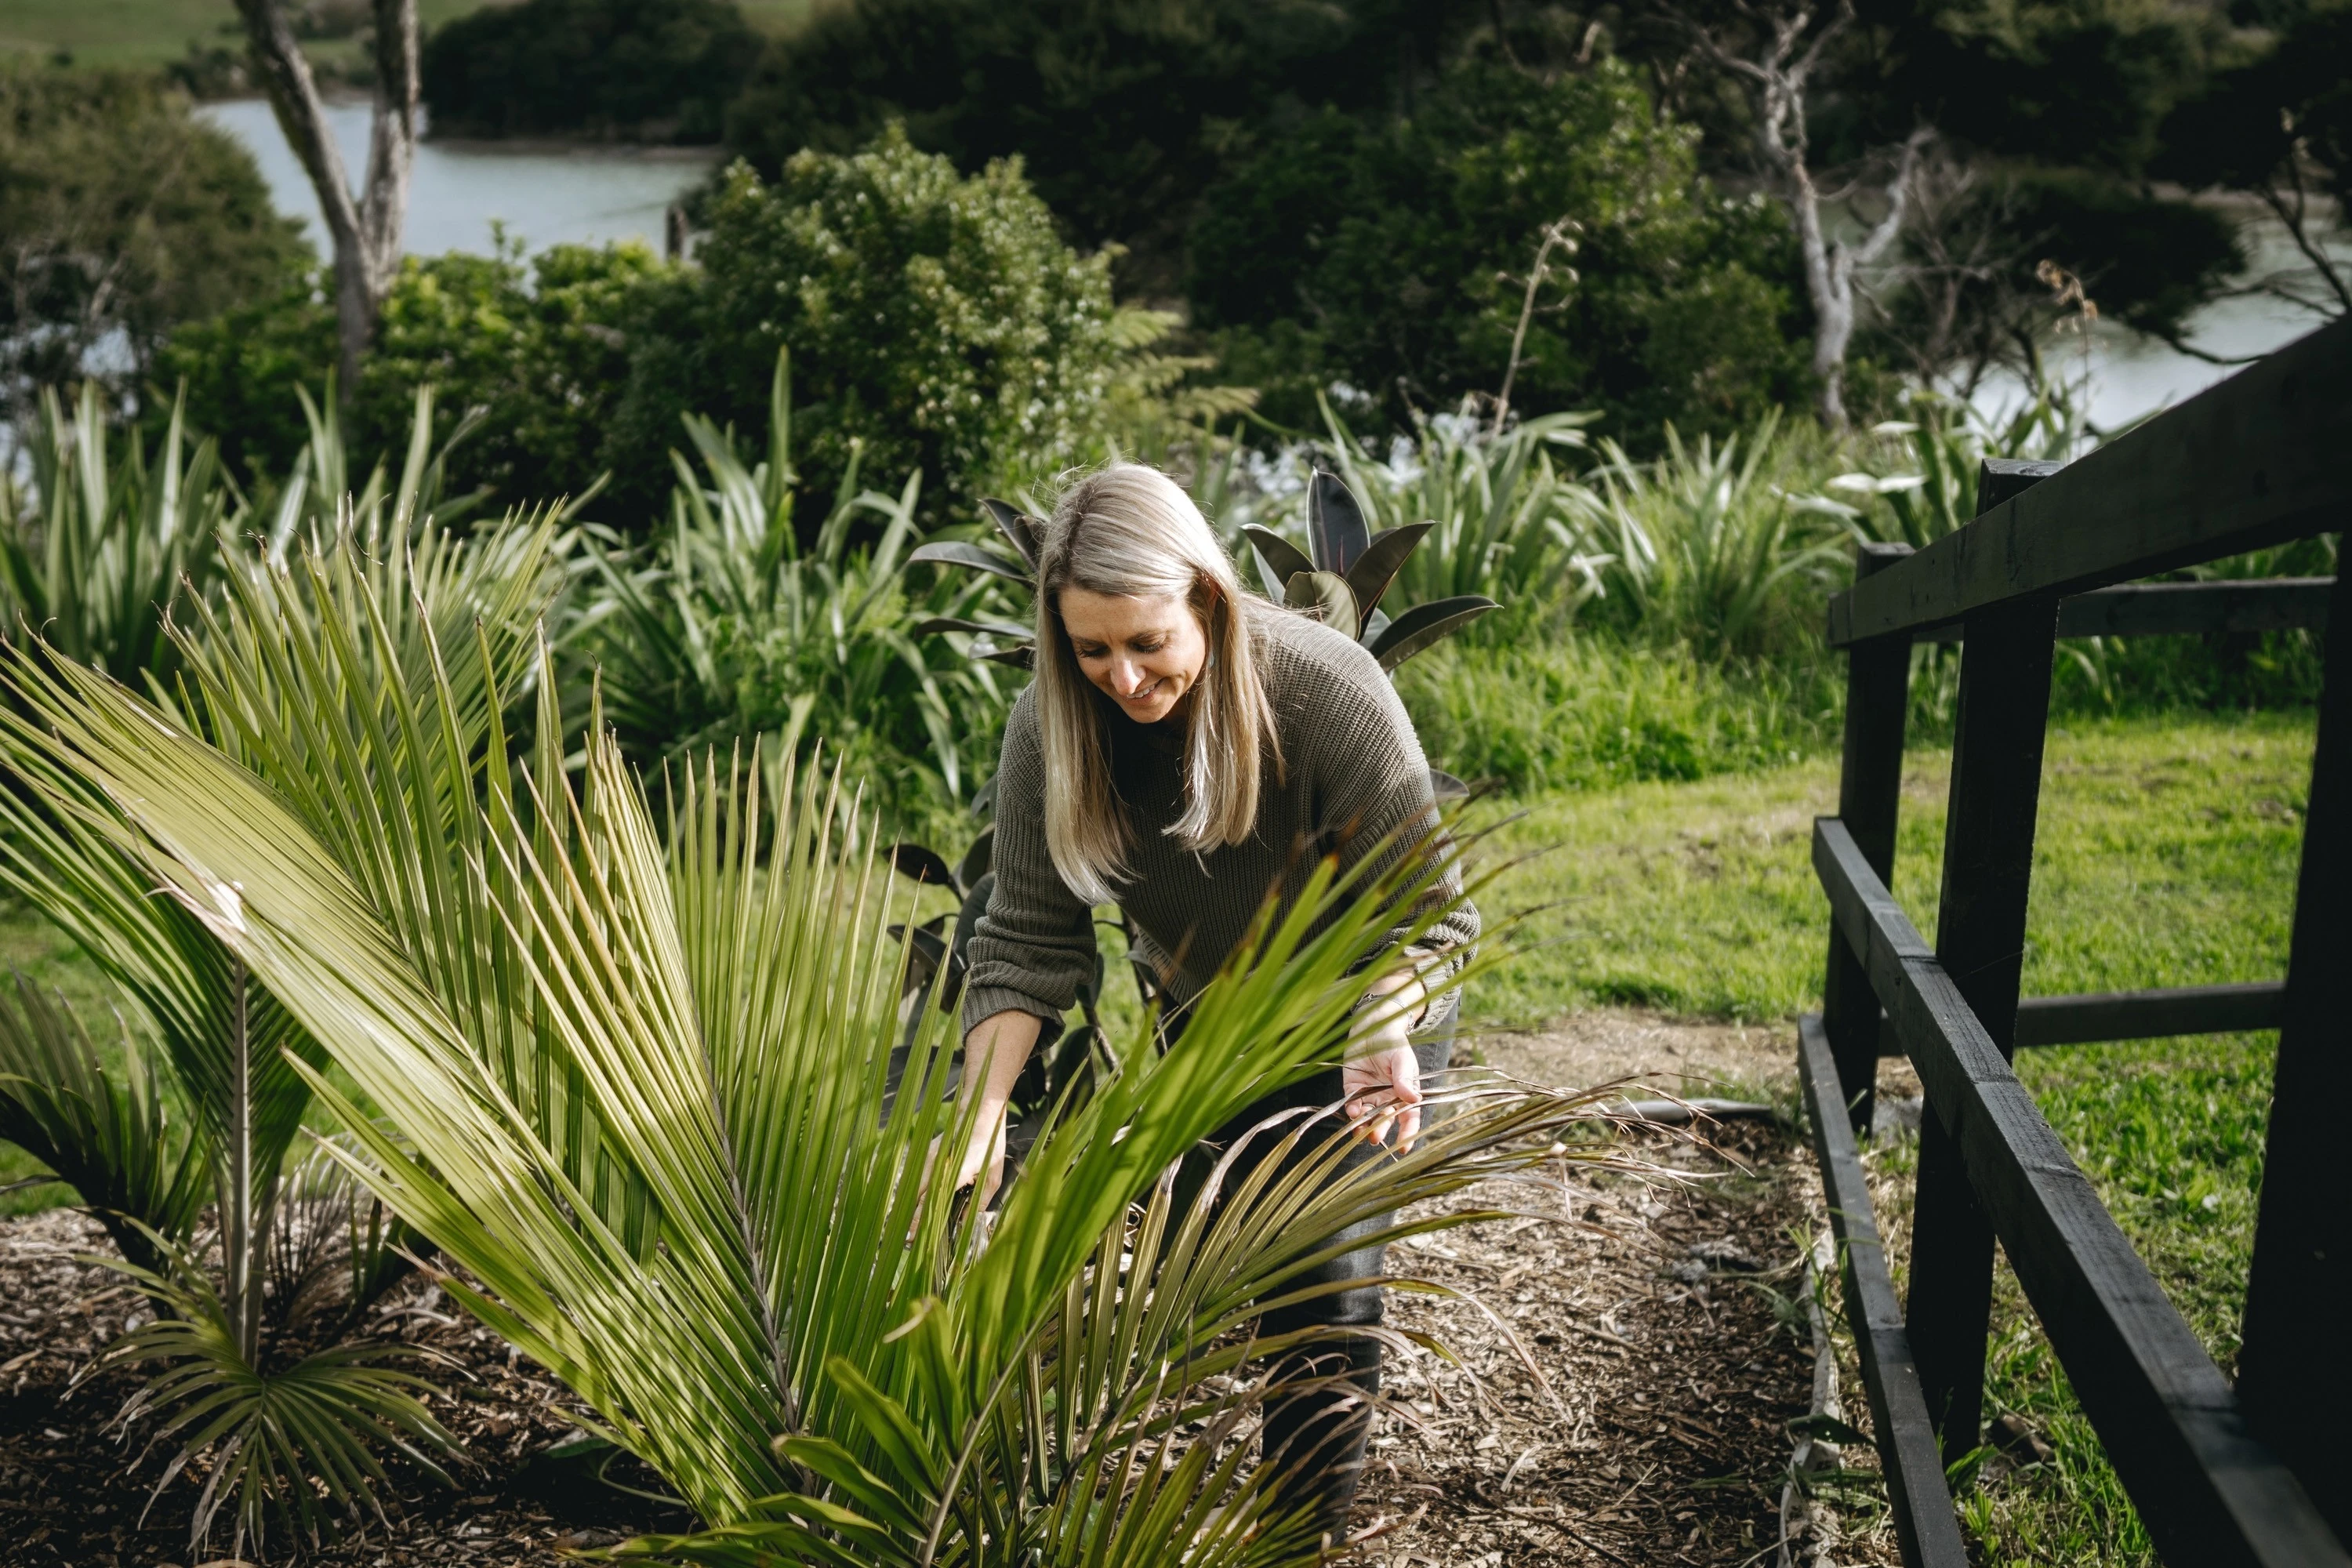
[1344,970,1428,1152]
[1342,1040,1422,1152]
[917,1010,1042,1224]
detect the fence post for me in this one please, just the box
[1905,459,2063,1459]
[1822,542,1915,1131]
[2238,565,2352,1540]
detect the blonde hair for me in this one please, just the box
[1033,463,1281,905]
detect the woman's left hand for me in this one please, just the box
[1344,974,1425,1152]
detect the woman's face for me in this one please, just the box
[1058,586,1207,725]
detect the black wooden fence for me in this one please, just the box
[1800,314,2352,1567]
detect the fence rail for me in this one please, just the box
[1802,314,2352,1566]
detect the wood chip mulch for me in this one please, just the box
[1,1114,1893,1567]
[1354,1114,1900,1568]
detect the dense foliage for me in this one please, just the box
[162,241,678,506]
[421,0,763,142]
[722,0,1482,266]
[0,67,308,426]
[621,129,1134,523]
[164,131,1137,527]
[1191,56,1809,441]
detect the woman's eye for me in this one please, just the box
[1131,639,1163,654]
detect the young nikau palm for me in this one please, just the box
[0,496,576,1554]
[5,517,1623,1563]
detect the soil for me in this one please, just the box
[0,1011,1899,1567]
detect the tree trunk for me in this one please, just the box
[1786,166,1854,427]
[233,0,419,399]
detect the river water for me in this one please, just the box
[198,98,718,259]
[205,97,2340,428]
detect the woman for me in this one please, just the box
[949,462,1477,1545]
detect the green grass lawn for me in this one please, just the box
[1443,708,2307,1568]
[1,0,818,72]
[1466,709,2309,1026]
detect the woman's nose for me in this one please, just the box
[1109,658,1146,695]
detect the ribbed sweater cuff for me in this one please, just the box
[959,983,1065,1040]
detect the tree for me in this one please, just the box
[612,129,1128,525]
[1187,56,1810,442]
[421,0,762,143]
[2157,0,2351,323]
[230,0,420,395]
[1664,0,1931,426]
[0,69,307,430]
[722,0,1486,284]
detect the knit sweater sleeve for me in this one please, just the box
[960,691,1098,1036]
[1301,630,1481,964]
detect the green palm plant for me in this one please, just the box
[589,350,1011,826]
[1590,412,1848,661]
[0,498,576,1554]
[0,381,241,688]
[2,516,1624,1565]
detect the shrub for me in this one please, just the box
[1188,57,1812,444]
[1587,412,1851,662]
[162,241,681,509]
[0,67,308,429]
[165,130,1142,528]
[421,0,763,143]
[1395,635,1842,794]
[586,352,1016,837]
[619,130,1127,524]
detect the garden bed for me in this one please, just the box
[0,1014,1888,1567]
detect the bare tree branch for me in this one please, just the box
[232,0,419,397]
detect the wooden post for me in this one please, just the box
[1905,459,2064,1459]
[1822,542,1915,1131]
[2238,566,2352,1541]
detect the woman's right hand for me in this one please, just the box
[917,1009,1041,1223]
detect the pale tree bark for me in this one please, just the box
[232,0,419,398]
[1668,0,1930,427]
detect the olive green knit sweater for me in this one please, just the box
[960,604,1479,1036]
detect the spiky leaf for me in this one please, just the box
[909,541,1033,586]
[1241,527,1313,601]
[1342,523,1434,623]
[978,499,1042,570]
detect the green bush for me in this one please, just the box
[1396,635,1843,795]
[1189,57,1811,444]
[619,130,1129,523]
[586,352,1017,838]
[162,241,681,507]
[165,129,1136,528]
[0,67,308,428]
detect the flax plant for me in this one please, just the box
[2,518,1628,1563]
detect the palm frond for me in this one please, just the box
[2,524,1629,1564]
[0,975,208,1270]
[98,1247,464,1558]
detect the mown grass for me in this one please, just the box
[1450,709,2305,1568]
[0,0,818,71]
